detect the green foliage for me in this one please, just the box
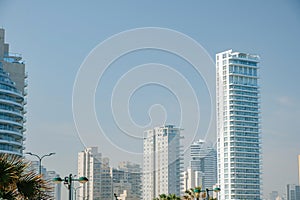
[153,193,181,200]
[154,186,219,200]
[0,154,53,200]
[183,186,202,200]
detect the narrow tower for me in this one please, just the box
[216,50,261,199]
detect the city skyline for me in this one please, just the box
[1,1,299,199]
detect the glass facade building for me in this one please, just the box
[0,28,26,156]
[190,139,217,189]
[216,50,261,199]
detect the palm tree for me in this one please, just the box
[0,154,52,200]
[154,193,181,200]
[167,193,180,200]
[184,186,204,200]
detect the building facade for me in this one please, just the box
[190,139,217,189]
[101,157,113,200]
[143,125,182,200]
[46,171,61,200]
[287,184,300,200]
[182,167,202,192]
[112,164,142,200]
[216,50,261,199]
[0,28,27,156]
[78,147,102,200]
[117,161,142,200]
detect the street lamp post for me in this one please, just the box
[194,188,201,200]
[53,174,88,200]
[25,152,55,200]
[25,152,56,175]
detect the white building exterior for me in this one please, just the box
[216,50,261,199]
[182,167,202,192]
[78,147,102,200]
[114,161,142,200]
[190,139,217,189]
[143,125,182,200]
[0,28,27,156]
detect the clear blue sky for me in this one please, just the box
[1,0,299,198]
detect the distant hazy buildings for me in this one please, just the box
[269,191,279,200]
[216,50,261,199]
[143,125,182,200]
[182,167,202,192]
[78,147,142,200]
[0,28,27,156]
[287,184,300,200]
[101,157,113,200]
[112,161,142,200]
[46,171,61,200]
[29,161,61,200]
[190,139,217,189]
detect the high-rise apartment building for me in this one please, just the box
[190,139,217,189]
[0,28,27,156]
[78,147,102,200]
[143,125,182,200]
[216,50,261,199]
[287,184,300,200]
[118,161,142,199]
[100,157,113,200]
[112,162,142,200]
[78,147,142,200]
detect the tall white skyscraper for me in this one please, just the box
[216,50,261,199]
[190,139,217,189]
[0,28,27,156]
[143,125,182,200]
[78,147,102,200]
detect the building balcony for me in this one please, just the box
[0,129,23,138]
[0,99,23,109]
[0,88,23,99]
[0,118,23,128]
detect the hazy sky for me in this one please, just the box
[0,0,300,199]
